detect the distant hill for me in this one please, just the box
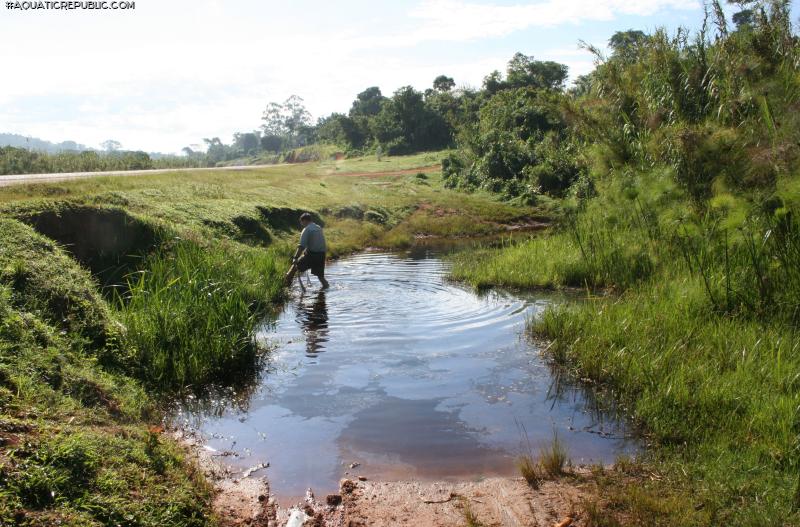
[0,133,92,153]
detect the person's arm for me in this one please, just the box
[293,228,309,261]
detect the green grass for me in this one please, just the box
[451,178,800,524]
[115,240,287,391]
[0,153,533,253]
[315,150,445,175]
[516,429,568,486]
[532,277,799,523]
[452,234,585,289]
[539,431,568,478]
[0,222,214,526]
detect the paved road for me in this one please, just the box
[0,163,287,187]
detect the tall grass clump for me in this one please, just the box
[115,240,286,391]
[460,498,485,527]
[516,454,541,488]
[539,430,569,477]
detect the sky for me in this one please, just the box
[1,0,796,154]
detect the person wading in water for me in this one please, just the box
[285,212,330,289]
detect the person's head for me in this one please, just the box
[299,212,313,227]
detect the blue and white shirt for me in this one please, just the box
[299,223,326,253]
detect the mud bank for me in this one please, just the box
[194,456,594,527]
[184,428,593,527]
[176,429,276,527]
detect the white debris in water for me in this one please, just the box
[285,508,310,527]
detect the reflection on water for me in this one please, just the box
[173,250,637,501]
[296,291,329,358]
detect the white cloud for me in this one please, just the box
[0,0,702,152]
[403,0,699,42]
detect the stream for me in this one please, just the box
[174,248,637,503]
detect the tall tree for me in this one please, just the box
[203,137,229,163]
[433,75,456,92]
[483,70,504,95]
[569,73,595,98]
[232,132,261,155]
[505,53,569,91]
[371,86,451,154]
[349,87,386,117]
[101,139,122,152]
[262,102,288,136]
[608,30,648,60]
[316,113,367,149]
[260,134,283,153]
[261,95,313,149]
[732,8,755,29]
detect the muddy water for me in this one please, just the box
[175,249,637,502]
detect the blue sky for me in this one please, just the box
[1,0,797,153]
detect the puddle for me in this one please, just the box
[173,249,638,503]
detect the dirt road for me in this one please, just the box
[324,164,441,178]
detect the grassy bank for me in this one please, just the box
[446,6,800,522]
[452,172,800,524]
[0,152,539,525]
[0,218,214,526]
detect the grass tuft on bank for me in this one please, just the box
[116,240,287,391]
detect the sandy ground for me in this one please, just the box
[176,429,277,526]
[333,477,586,527]
[179,426,590,527]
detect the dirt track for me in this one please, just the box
[327,164,441,178]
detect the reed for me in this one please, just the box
[516,454,541,488]
[539,430,568,478]
[114,240,286,391]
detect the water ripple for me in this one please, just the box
[177,251,638,501]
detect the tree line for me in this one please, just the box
[442,1,800,204]
[0,42,616,175]
[185,53,573,167]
